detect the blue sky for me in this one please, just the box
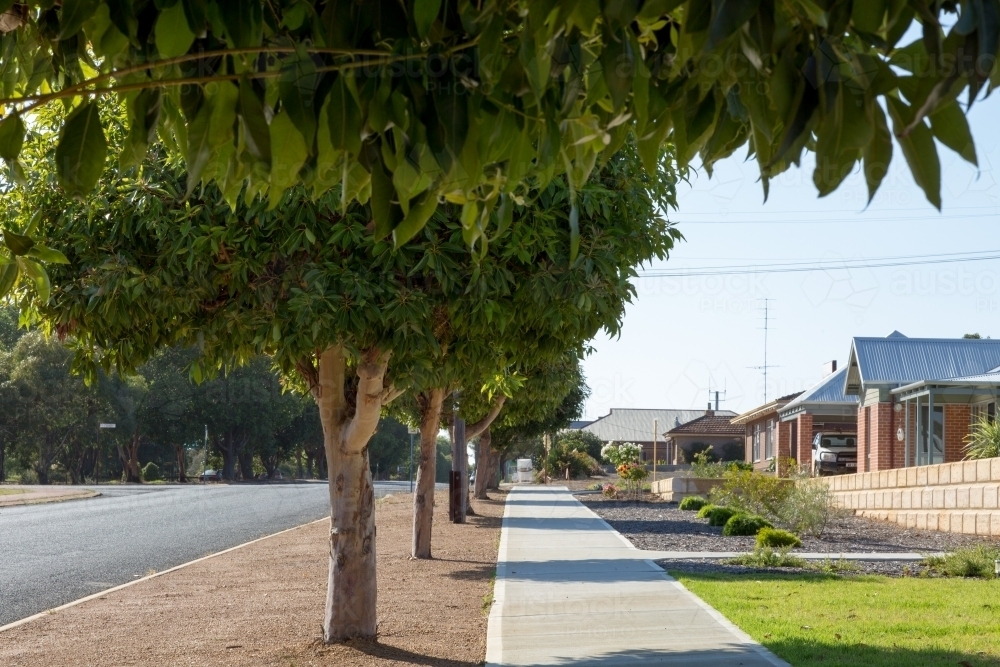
[582,96,1000,419]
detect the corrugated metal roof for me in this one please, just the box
[846,337,1000,391]
[782,367,858,412]
[581,408,735,442]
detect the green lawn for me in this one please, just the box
[0,488,25,495]
[673,571,1000,667]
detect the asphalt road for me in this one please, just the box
[0,480,423,627]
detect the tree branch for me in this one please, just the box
[466,395,506,441]
[344,348,390,453]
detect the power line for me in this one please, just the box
[639,250,1000,278]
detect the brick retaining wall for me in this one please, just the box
[819,458,1000,537]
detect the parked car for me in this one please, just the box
[812,432,858,476]
[199,469,223,482]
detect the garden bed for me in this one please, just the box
[579,495,999,577]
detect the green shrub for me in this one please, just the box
[964,416,1000,459]
[141,462,161,482]
[756,528,802,548]
[711,469,837,537]
[543,443,600,479]
[706,505,737,527]
[728,546,805,568]
[924,545,1000,579]
[679,496,708,511]
[696,503,717,518]
[723,513,773,537]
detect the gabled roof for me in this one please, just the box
[844,337,1000,395]
[781,367,859,414]
[665,414,744,437]
[567,420,594,430]
[730,392,802,425]
[582,408,735,442]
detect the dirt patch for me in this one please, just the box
[0,489,506,666]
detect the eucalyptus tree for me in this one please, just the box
[0,0,992,295]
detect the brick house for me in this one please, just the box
[664,409,745,464]
[580,408,735,462]
[844,333,1000,472]
[730,392,802,471]
[778,363,859,466]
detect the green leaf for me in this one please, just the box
[3,230,34,255]
[930,100,977,166]
[326,76,362,156]
[862,103,892,205]
[0,263,17,298]
[18,257,50,303]
[55,102,107,199]
[217,0,262,47]
[370,161,402,240]
[851,0,885,33]
[0,111,25,161]
[413,0,441,39]
[392,191,438,247]
[26,244,70,264]
[156,1,196,58]
[888,97,941,210]
[58,0,101,39]
[599,28,634,110]
[568,200,580,263]
[707,0,761,50]
[239,78,271,164]
[268,110,308,206]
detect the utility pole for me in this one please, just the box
[202,424,209,484]
[451,413,467,523]
[652,419,658,482]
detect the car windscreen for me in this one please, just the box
[820,437,856,448]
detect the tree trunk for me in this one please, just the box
[217,432,237,481]
[473,428,494,500]
[487,451,503,489]
[0,437,6,482]
[312,345,389,643]
[118,432,142,483]
[176,445,188,483]
[237,439,254,480]
[412,388,445,559]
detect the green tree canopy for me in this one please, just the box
[0,0,988,268]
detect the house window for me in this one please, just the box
[752,424,761,462]
[765,419,774,459]
[971,402,996,425]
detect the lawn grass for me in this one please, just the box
[673,571,1000,667]
[0,488,26,495]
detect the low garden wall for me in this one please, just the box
[817,458,1000,537]
[650,476,723,502]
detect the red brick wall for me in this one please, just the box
[776,419,792,459]
[944,404,971,463]
[796,414,813,464]
[867,402,896,472]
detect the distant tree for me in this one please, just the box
[367,418,410,481]
[556,430,604,463]
[964,333,983,339]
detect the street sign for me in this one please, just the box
[99,423,116,429]
[407,425,420,435]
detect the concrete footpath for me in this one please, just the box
[486,486,789,667]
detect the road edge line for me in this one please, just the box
[0,515,330,634]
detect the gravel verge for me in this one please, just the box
[580,494,999,578]
[0,489,505,666]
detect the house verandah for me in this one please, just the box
[845,334,1000,472]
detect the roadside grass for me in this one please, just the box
[0,488,26,495]
[673,571,1000,667]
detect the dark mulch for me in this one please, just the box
[579,495,999,577]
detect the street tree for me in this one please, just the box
[0,0,989,273]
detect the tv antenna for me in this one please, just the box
[707,378,727,411]
[747,298,779,402]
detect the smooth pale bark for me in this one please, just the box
[473,427,494,500]
[466,396,505,502]
[117,432,142,483]
[412,387,445,559]
[312,345,388,643]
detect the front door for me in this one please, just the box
[918,405,945,465]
